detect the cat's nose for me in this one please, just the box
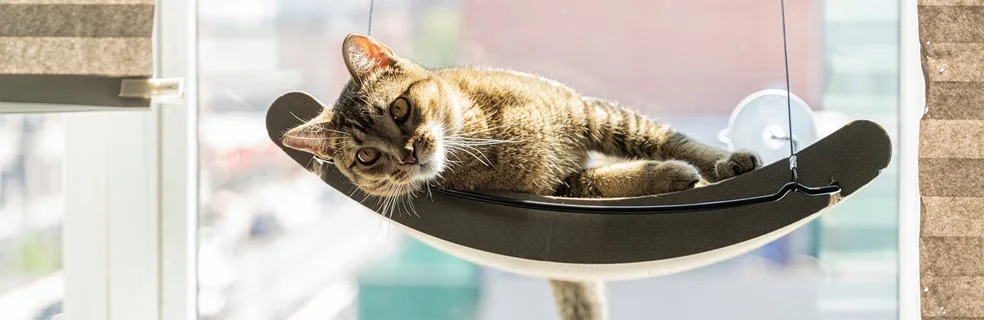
[400,146,417,165]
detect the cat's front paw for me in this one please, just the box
[652,160,702,193]
[714,149,762,181]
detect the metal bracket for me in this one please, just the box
[119,78,183,99]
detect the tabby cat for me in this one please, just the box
[282,34,762,320]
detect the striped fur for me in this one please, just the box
[549,280,607,320]
[282,34,763,320]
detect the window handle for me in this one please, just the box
[119,78,183,100]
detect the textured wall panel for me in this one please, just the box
[0,0,153,77]
[920,0,984,318]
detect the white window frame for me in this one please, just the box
[897,0,922,319]
[61,0,198,319]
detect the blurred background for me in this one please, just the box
[0,0,901,319]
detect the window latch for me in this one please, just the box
[119,78,183,99]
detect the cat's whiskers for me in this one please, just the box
[388,183,405,218]
[377,186,397,219]
[444,135,511,167]
[443,146,484,167]
[360,192,376,209]
[443,142,490,167]
[365,176,425,220]
[403,184,421,218]
[348,184,369,202]
[385,187,399,218]
[436,169,450,182]
[288,112,341,133]
[457,144,493,166]
[425,181,434,200]
[438,120,523,170]
[368,191,384,211]
[388,184,404,218]
[288,112,311,125]
[402,183,421,218]
[441,159,461,174]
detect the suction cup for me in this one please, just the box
[719,89,818,164]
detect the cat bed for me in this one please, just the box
[266,91,891,281]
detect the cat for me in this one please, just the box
[281,33,762,320]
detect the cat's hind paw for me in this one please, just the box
[714,149,762,181]
[652,160,702,193]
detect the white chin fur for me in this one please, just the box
[427,143,447,176]
[413,123,447,182]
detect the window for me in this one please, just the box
[198,1,398,318]
[197,0,907,319]
[0,0,194,319]
[0,115,65,320]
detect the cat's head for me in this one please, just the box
[281,34,465,197]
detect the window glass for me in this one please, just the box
[0,115,65,320]
[198,0,900,318]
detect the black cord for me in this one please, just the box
[367,0,375,36]
[780,0,793,158]
[432,182,840,214]
[779,0,799,184]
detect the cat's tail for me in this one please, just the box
[549,279,608,320]
[580,97,730,181]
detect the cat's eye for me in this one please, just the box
[356,147,380,165]
[389,97,411,123]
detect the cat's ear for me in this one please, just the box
[342,33,397,81]
[282,112,336,159]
